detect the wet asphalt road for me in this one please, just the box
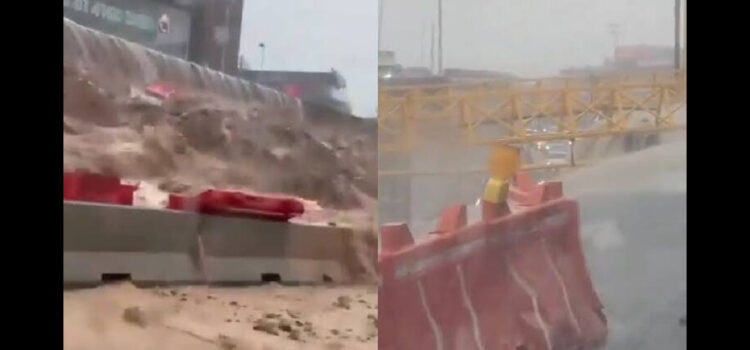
[561,140,686,350]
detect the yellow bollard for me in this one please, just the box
[483,178,510,204]
[483,145,521,204]
[488,145,521,182]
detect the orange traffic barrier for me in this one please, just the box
[379,176,607,350]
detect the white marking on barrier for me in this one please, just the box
[396,238,487,279]
[541,239,582,336]
[395,212,569,280]
[507,256,553,350]
[417,280,445,350]
[456,265,486,350]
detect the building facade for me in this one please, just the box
[63,0,244,75]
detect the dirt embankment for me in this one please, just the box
[64,283,377,350]
[63,64,376,210]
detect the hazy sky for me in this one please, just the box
[381,0,683,77]
[240,0,378,118]
[239,0,683,117]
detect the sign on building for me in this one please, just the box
[63,0,192,59]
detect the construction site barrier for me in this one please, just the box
[63,172,135,205]
[63,171,304,222]
[63,171,356,285]
[379,176,607,350]
[168,190,305,222]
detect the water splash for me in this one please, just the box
[63,17,301,115]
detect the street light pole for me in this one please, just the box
[674,0,681,69]
[437,0,443,75]
[379,0,383,50]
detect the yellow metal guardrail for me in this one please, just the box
[378,70,686,153]
[377,162,593,177]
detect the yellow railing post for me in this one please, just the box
[403,90,415,151]
[562,82,575,134]
[612,86,625,131]
[511,92,524,141]
[460,92,473,145]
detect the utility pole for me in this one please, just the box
[430,22,436,74]
[420,22,426,67]
[674,0,681,69]
[608,23,621,56]
[437,0,443,75]
[378,0,383,50]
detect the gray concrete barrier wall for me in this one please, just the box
[63,202,356,285]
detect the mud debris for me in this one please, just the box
[333,296,351,310]
[122,306,147,327]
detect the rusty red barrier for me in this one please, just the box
[379,177,607,350]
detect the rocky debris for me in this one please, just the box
[333,296,351,310]
[278,319,293,333]
[252,318,279,336]
[122,306,147,327]
[64,64,376,210]
[288,329,302,341]
[250,311,322,343]
[217,334,237,350]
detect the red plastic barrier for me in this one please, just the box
[379,182,607,350]
[509,173,563,208]
[168,190,305,221]
[145,82,176,99]
[63,172,135,205]
[435,205,467,233]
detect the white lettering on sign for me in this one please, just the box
[125,10,155,32]
[64,1,155,33]
[394,212,569,280]
[90,2,123,23]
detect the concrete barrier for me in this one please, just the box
[198,215,354,283]
[64,201,357,285]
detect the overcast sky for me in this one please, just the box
[240,0,378,118]
[380,0,684,77]
[239,0,683,117]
